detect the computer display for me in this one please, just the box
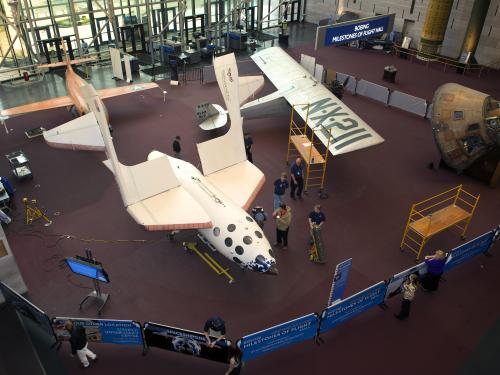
[66,257,110,283]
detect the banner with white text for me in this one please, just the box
[444,231,495,272]
[319,282,386,334]
[327,258,353,305]
[238,313,319,361]
[315,14,395,50]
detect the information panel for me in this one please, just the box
[385,262,427,300]
[52,317,144,346]
[328,258,352,305]
[144,322,231,363]
[238,313,319,361]
[444,231,495,272]
[320,282,386,334]
[316,14,395,49]
[0,281,55,339]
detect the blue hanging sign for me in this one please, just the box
[320,281,386,334]
[444,231,495,272]
[321,14,394,47]
[238,313,319,361]
[327,258,353,305]
[52,317,144,346]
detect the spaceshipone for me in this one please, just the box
[42,53,278,275]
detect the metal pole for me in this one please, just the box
[68,0,83,58]
[144,0,156,73]
[106,0,120,48]
[21,0,41,62]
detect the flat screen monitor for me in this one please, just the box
[65,257,110,283]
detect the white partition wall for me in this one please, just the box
[389,91,428,117]
[110,47,124,80]
[355,80,390,104]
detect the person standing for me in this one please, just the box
[173,136,182,159]
[394,273,419,320]
[273,203,292,249]
[203,316,226,348]
[244,133,253,163]
[225,343,243,375]
[290,158,304,200]
[65,320,97,368]
[421,250,447,292]
[308,204,325,244]
[273,173,289,210]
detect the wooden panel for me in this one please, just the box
[291,135,325,164]
[409,205,470,237]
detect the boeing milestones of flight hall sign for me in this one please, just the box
[315,14,395,50]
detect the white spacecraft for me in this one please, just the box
[42,53,278,275]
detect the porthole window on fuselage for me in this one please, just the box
[235,246,244,255]
[243,236,252,245]
[213,227,220,236]
[225,237,233,247]
[228,224,236,232]
[246,216,254,222]
[255,230,263,239]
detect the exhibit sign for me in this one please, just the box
[444,231,495,272]
[316,14,395,49]
[52,317,144,346]
[319,281,386,334]
[0,281,55,339]
[143,322,231,363]
[327,258,353,305]
[238,313,319,361]
[385,262,427,300]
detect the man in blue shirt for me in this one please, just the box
[308,204,326,228]
[273,172,289,209]
[290,157,304,200]
[308,204,326,244]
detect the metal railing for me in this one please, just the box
[391,45,492,78]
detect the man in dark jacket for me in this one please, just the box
[65,320,97,368]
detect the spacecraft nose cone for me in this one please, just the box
[266,265,279,276]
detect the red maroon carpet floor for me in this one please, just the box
[0,44,499,375]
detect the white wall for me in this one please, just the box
[305,0,500,66]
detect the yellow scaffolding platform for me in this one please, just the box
[285,104,331,192]
[400,185,480,261]
[183,242,235,284]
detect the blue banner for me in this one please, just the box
[52,318,144,346]
[328,258,352,305]
[324,15,392,47]
[239,313,319,361]
[444,231,495,272]
[320,282,386,334]
[385,262,427,300]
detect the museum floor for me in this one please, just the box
[1,23,499,374]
